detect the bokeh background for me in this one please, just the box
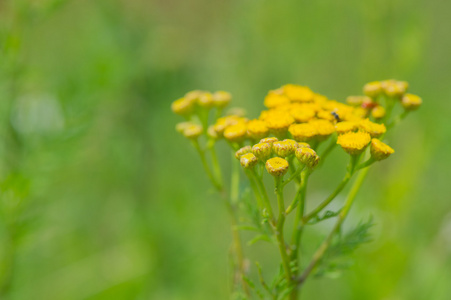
[0,0,450,299]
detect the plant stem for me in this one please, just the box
[274,177,293,284]
[251,168,274,220]
[192,140,223,190]
[296,166,370,286]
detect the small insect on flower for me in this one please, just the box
[331,111,341,122]
[252,142,272,161]
[295,147,320,169]
[240,153,258,169]
[265,157,289,177]
[235,146,252,160]
[337,131,371,155]
[401,94,422,111]
[273,140,295,157]
[370,138,395,161]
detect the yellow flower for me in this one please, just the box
[184,90,204,102]
[283,139,299,149]
[363,81,382,98]
[295,147,320,169]
[351,107,369,119]
[176,122,192,133]
[370,138,395,161]
[171,98,194,116]
[264,91,291,108]
[207,125,218,139]
[265,157,289,177]
[252,142,272,161]
[316,109,336,121]
[273,140,295,157]
[337,131,371,155]
[282,84,314,102]
[260,137,279,146]
[371,106,386,119]
[224,123,247,143]
[235,146,252,160]
[297,142,312,148]
[289,123,317,142]
[335,121,358,135]
[240,153,258,168]
[291,105,316,122]
[359,119,386,138]
[401,94,422,111]
[247,119,269,140]
[183,123,203,139]
[197,92,215,108]
[309,119,335,140]
[264,111,295,137]
[213,115,246,135]
[212,91,232,108]
[381,80,406,98]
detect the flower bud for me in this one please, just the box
[337,131,371,155]
[297,142,312,148]
[212,91,231,108]
[401,94,422,111]
[240,153,258,169]
[359,119,386,138]
[265,157,289,177]
[371,106,386,120]
[283,139,298,148]
[295,147,320,169]
[171,98,194,116]
[183,123,203,139]
[176,122,191,133]
[252,142,272,161]
[273,141,294,157]
[363,81,382,98]
[207,125,218,139]
[370,138,394,161]
[259,137,278,146]
[197,92,214,108]
[235,146,252,160]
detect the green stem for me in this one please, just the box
[274,177,293,283]
[192,140,222,190]
[296,166,370,286]
[251,168,274,220]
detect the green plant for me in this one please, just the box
[171,81,421,299]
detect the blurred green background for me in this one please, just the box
[0,0,450,299]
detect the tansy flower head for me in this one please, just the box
[359,119,386,138]
[247,119,269,140]
[401,94,422,111]
[224,123,247,143]
[335,121,358,135]
[265,157,289,177]
[346,96,365,107]
[264,111,295,137]
[273,141,295,157]
[264,92,290,108]
[212,91,231,108]
[283,139,299,149]
[282,84,314,102]
[235,146,252,160]
[252,142,272,161]
[371,106,386,119]
[351,107,369,119]
[176,122,192,133]
[363,81,382,98]
[313,93,329,105]
[183,123,203,139]
[289,123,317,142]
[185,90,204,102]
[197,92,215,108]
[309,119,335,140]
[297,142,312,148]
[214,115,246,136]
[240,153,258,169]
[295,147,320,169]
[260,137,278,146]
[316,109,336,121]
[337,131,371,155]
[207,125,218,139]
[291,105,316,122]
[171,97,194,116]
[370,138,395,161]
[382,80,406,98]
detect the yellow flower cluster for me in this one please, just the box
[172,81,421,164]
